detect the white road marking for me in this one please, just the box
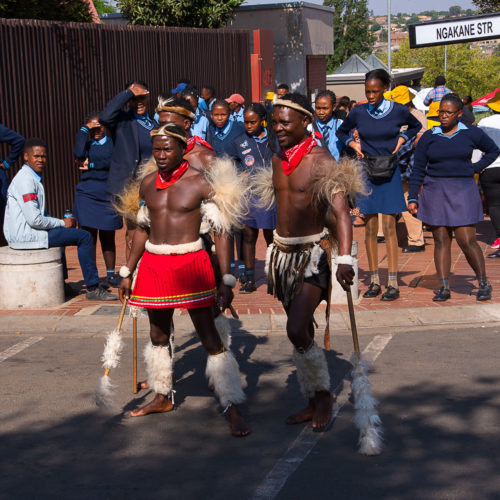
[250,334,393,500]
[0,336,44,363]
[362,333,393,363]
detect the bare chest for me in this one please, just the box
[144,181,202,214]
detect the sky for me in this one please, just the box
[242,0,477,14]
[369,0,476,15]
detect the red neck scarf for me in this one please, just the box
[282,132,321,176]
[186,136,214,153]
[156,161,189,190]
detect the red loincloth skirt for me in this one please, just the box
[128,250,216,309]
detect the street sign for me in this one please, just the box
[409,12,500,48]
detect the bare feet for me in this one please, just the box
[227,404,251,437]
[130,393,174,417]
[286,399,315,425]
[312,391,334,432]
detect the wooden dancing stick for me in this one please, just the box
[346,287,360,354]
[93,298,128,408]
[346,285,383,455]
[133,316,138,394]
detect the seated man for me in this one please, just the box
[3,138,117,301]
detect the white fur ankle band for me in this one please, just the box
[222,274,237,288]
[119,266,131,278]
[335,255,354,266]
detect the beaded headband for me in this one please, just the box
[156,97,196,121]
[150,124,188,144]
[273,99,313,118]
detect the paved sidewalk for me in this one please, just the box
[1,219,498,317]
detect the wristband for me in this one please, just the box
[335,255,354,266]
[119,266,132,278]
[222,274,237,288]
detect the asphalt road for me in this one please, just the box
[1,322,499,500]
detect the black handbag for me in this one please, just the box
[363,154,398,181]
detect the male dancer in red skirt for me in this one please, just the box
[127,96,234,393]
[118,123,250,437]
[255,93,363,431]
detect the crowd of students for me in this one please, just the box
[1,72,499,303]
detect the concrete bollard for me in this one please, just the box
[0,246,65,309]
[330,240,359,304]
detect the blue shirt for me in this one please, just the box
[367,98,392,117]
[231,107,244,123]
[316,117,343,160]
[25,164,42,182]
[191,110,210,139]
[431,121,468,139]
[206,120,246,157]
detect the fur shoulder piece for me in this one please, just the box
[250,166,275,210]
[201,156,248,234]
[311,157,368,206]
[114,158,158,223]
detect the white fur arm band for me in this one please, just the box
[119,266,132,278]
[335,255,355,266]
[222,274,237,288]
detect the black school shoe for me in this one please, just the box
[433,287,451,302]
[477,281,492,301]
[381,286,400,301]
[239,280,257,294]
[403,245,425,253]
[363,282,381,298]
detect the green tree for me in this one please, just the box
[118,0,245,28]
[0,0,93,22]
[449,5,462,15]
[371,22,381,32]
[472,0,500,12]
[93,0,116,14]
[325,0,374,71]
[379,39,500,97]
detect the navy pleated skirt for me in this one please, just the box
[243,195,276,230]
[417,176,483,227]
[358,167,407,215]
[73,179,123,230]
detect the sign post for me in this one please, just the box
[409,12,500,49]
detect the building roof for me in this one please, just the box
[334,55,371,74]
[364,54,388,71]
[238,1,334,13]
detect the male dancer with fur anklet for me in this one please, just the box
[130,96,232,394]
[117,123,250,437]
[255,93,364,431]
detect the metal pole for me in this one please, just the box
[444,45,447,78]
[387,0,391,74]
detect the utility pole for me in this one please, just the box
[387,0,391,74]
[444,45,447,78]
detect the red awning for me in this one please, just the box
[472,87,500,106]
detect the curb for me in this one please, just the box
[0,304,499,337]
